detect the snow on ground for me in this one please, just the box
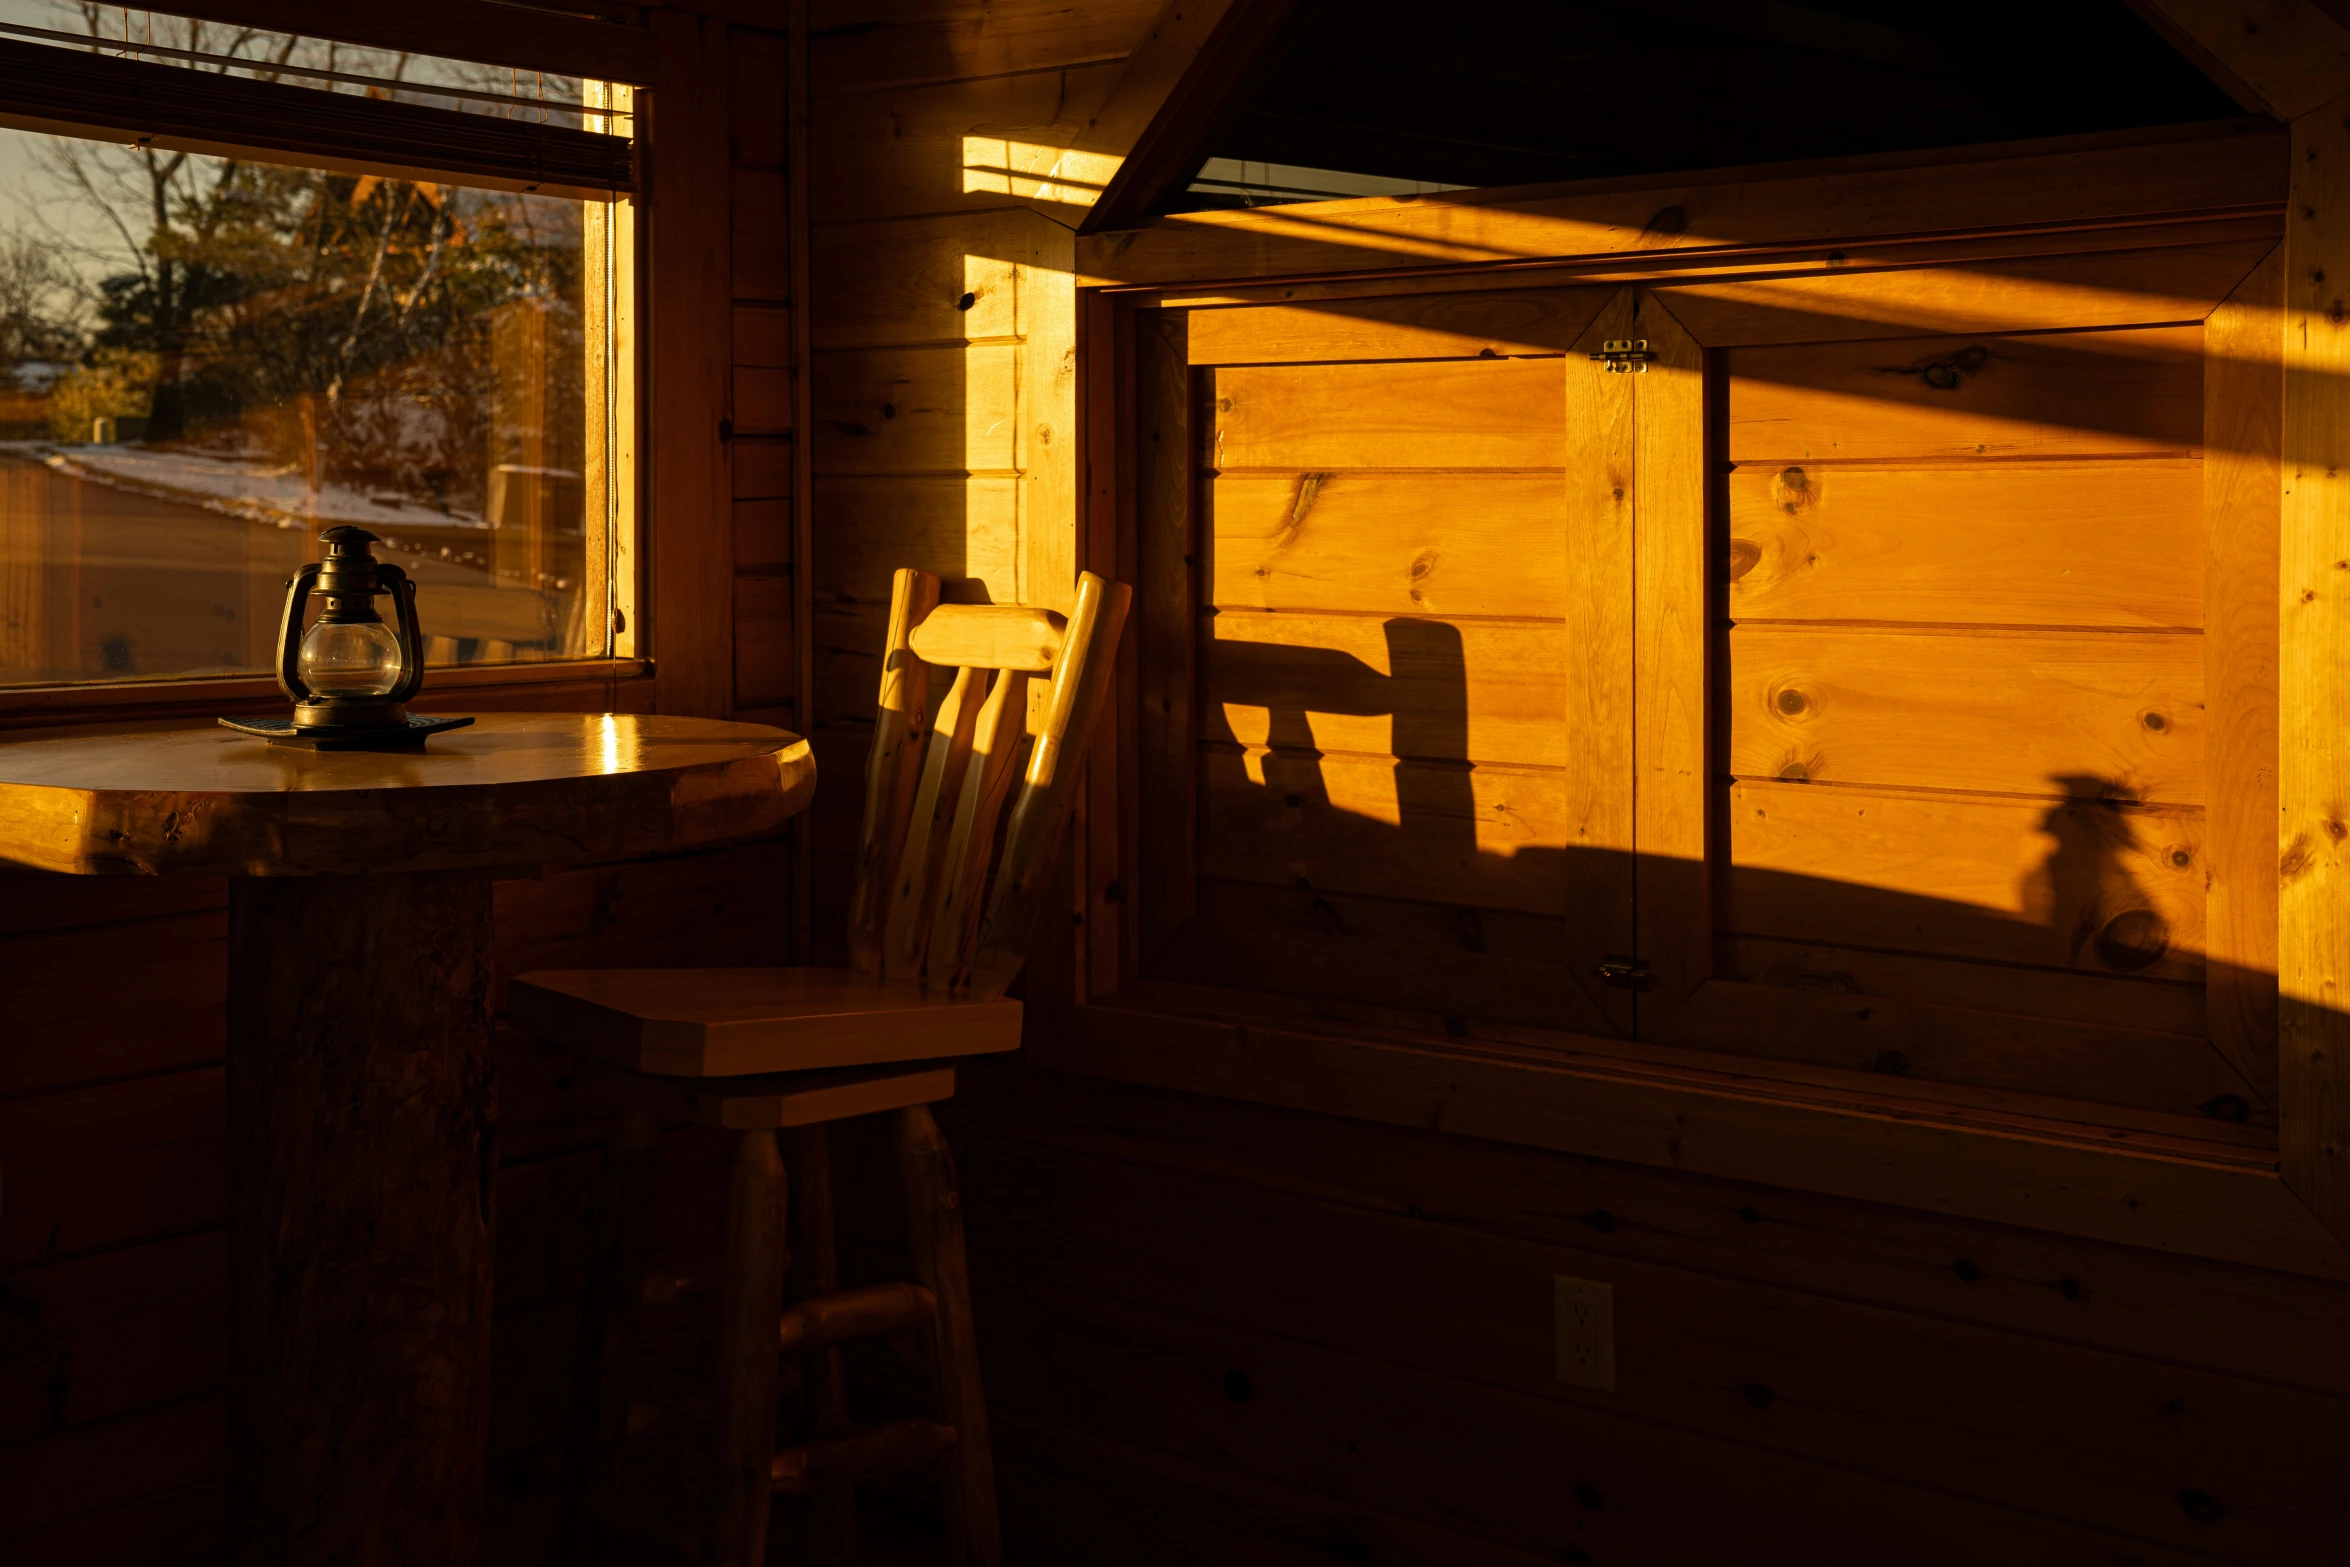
[3,441,490,535]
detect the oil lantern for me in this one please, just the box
[220,526,473,750]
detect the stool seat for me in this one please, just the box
[509,965,1023,1077]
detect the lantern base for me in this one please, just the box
[217,714,477,751]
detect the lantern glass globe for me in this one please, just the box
[298,618,404,697]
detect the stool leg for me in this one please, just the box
[561,1106,661,1564]
[897,1105,1000,1567]
[708,1129,790,1567]
[788,1124,860,1566]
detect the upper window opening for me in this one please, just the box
[1166,0,2245,212]
[0,3,629,133]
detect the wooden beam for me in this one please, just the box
[2282,92,2350,1246]
[2130,0,2350,119]
[1076,120,2286,290]
[1076,0,1303,234]
[1008,0,1299,232]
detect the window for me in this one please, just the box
[0,9,636,690]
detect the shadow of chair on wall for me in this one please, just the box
[1191,618,2267,1125]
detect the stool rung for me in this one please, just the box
[778,1281,937,1353]
[769,1417,957,1495]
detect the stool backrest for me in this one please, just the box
[845,569,1133,1000]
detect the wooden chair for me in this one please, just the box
[514,568,1131,1566]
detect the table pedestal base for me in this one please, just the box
[226,870,496,1565]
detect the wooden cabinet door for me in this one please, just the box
[1642,246,2282,1129]
[1130,286,1635,1036]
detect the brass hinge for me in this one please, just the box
[1589,339,1653,374]
[1594,956,1651,990]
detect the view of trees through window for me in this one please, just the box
[0,6,626,688]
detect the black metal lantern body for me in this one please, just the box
[220,527,473,750]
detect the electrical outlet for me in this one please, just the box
[1555,1275,1616,1392]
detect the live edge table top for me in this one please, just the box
[0,712,816,877]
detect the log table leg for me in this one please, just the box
[225,870,498,1565]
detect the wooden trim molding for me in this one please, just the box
[1033,1001,2350,1282]
[158,1,656,84]
[0,36,633,199]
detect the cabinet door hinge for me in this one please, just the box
[1588,339,1653,374]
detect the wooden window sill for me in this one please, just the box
[0,657,655,732]
[1029,994,2350,1283]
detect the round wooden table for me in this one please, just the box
[0,713,815,1564]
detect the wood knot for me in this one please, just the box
[2094,909,2169,973]
[1726,538,1762,582]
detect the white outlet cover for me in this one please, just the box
[1555,1275,1616,1392]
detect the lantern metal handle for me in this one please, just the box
[274,562,323,704]
[382,563,425,704]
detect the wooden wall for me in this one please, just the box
[0,5,802,1561]
[803,9,2350,1567]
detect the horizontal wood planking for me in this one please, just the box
[1079,121,2288,288]
[1717,933,2204,1037]
[1728,626,2204,802]
[1147,879,1610,1035]
[734,496,791,568]
[952,1060,2350,1394]
[961,1138,2350,1561]
[0,1068,224,1269]
[1655,238,2275,347]
[1202,612,1566,769]
[1726,325,2204,463]
[1185,287,1613,365]
[1203,747,1566,916]
[733,303,793,366]
[733,573,796,710]
[0,868,223,938]
[1656,978,2258,1120]
[807,0,1159,94]
[810,474,1022,605]
[732,366,794,433]
[731,167,793,301]
[809,62,1119,225]
[1212,358,1565,470]
[810,211,1046,349]
[1207,473,1567,618]
[1727,781,2207,981]
[810,341,1019,475]
[0,1393,224,1556]
[1728,458,2204,627]
[733,437,794,502]
[999,1413,1569,1567]
[726,25,790,168]
[0,911,223,1096]
[0,1229,225,1447]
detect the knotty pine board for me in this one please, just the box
[1727,458,2204,628]
[1726,324,2204,463]
[1210,358,1567,470]
[1727,625,2204,803]
[1206,472,1570,619]
[1185,286,1612,365]
[1727,780,2206,981]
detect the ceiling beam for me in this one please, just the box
[1007,0,1301,233]
[2129,0,2350,119]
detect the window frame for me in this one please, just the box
[0,7,742,728]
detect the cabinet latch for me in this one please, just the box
[1594,956,1651,990]
[1589,339,1653,374]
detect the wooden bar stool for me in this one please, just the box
[513,568,1131,1566]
